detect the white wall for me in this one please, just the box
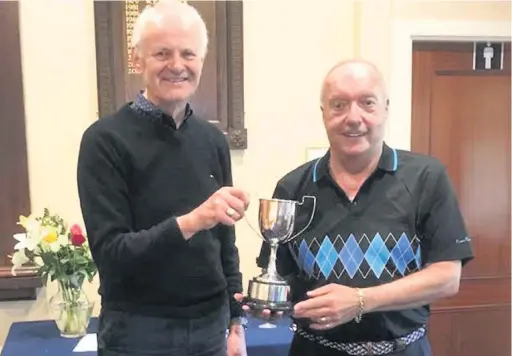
[0,0,510,347]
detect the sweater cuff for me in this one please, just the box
[229,297,245,318]
[160,216,189,246]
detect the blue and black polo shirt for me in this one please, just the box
[257,142,474,343]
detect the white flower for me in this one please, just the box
[25,218,40,234]
[11,249,30,276]
[33,256,44,266]
[18,214,40,233]
[17,215,44,246]
[13,232,39,252]
[48,234,69,253]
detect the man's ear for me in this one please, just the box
[385,99,389,111]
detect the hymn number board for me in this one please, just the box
[94,0,247,149]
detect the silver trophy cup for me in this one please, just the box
[244,196,316,313]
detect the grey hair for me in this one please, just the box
[131,0,208,57]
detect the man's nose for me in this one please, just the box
[167,53,185,72]
[345,102,362,124]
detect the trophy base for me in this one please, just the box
[242,297,294,313]
[244,276,293,315]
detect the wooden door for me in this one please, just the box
[411,42,511,356]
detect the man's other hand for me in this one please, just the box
[293,284,360,330]
[227,325,247,356]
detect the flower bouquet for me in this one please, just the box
[10,208,97,338]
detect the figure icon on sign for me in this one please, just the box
[483,42,494,70]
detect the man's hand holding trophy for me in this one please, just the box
[178,187,251,240]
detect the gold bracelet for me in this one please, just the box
[354,288,364,323]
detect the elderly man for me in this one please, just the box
[239,60,474,356]
[77,1,248,355]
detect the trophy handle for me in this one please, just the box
[243,215,265,241]
[242,191,265,241]
[283,195,316,243]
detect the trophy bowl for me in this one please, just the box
[243,196,316,314]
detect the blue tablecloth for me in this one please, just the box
[1,316,292,356]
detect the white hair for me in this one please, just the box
[131,0,208,57]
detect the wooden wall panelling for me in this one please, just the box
[0,1,42,301]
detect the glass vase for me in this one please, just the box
[48,280,94,338]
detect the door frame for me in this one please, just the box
[386,19,511,151]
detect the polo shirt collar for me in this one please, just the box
[312,142,398,183]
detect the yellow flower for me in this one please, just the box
[42,227,58,244]
[18,215,31,229]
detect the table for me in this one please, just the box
[1,316,293,356]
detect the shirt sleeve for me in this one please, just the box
[215,135,244,319]
[77,125,188,278]
[255,181,299,279]
[418,164,474,267]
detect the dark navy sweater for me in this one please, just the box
[77,102,243,319]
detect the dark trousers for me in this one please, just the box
[97,301,230,356]
[288,334,432,356]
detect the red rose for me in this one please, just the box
[70,224,86,246]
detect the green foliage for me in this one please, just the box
[36,243,97,288]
